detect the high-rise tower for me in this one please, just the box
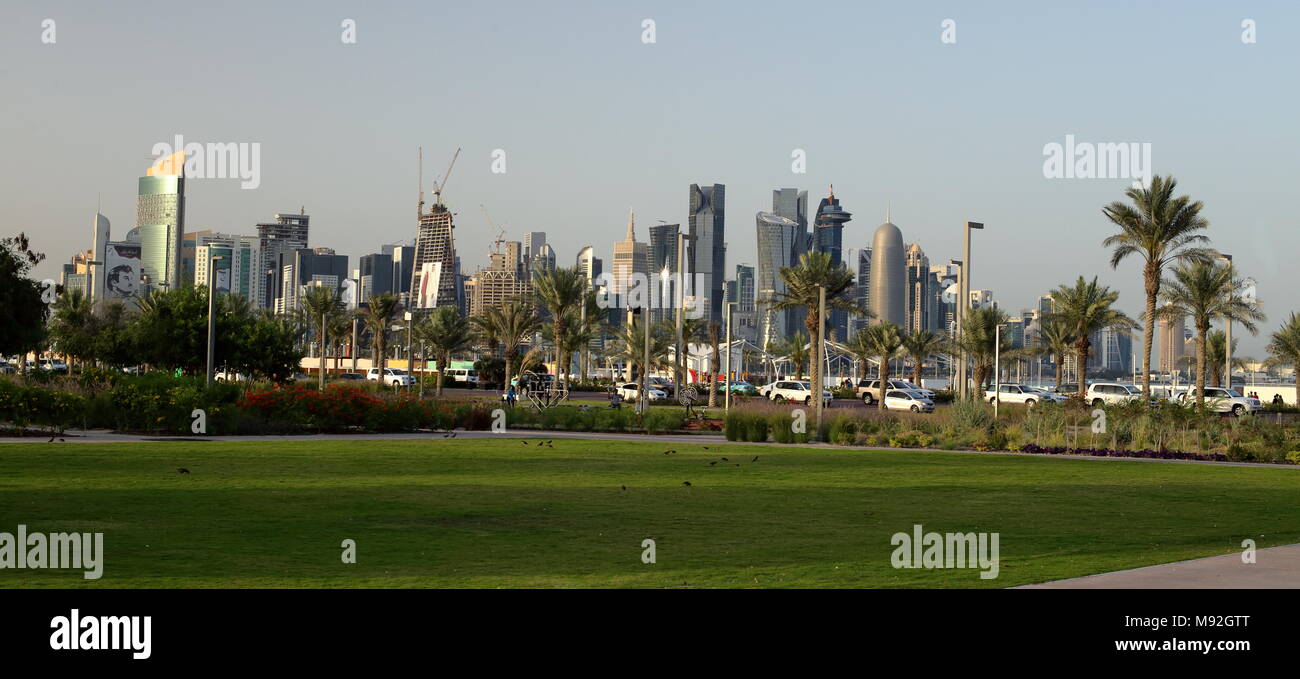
[813,186,852,338]
[411,148,461,309]
[869,214,905,327]
[688,183,725,323]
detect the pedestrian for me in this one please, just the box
[1273,393,1284,406]
[505,385,517,408]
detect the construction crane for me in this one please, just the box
[481,205,507,255]
[432,147,461,207]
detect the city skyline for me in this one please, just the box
[5,2,1298,353]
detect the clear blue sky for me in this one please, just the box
[3,0,1296,354]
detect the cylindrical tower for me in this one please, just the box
[869,221,905,326]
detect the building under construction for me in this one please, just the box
[410,148,461,309]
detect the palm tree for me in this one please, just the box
[1101,175,1215,399]
[300,285,346,382]
[678,316,708,387]
[900,329,947,388]
[415,305,474,396]
[772,332,810,380]
[1203,330,1247,388]
[49,289,94,372]
[1037,313,1076,391]
[1158,261,1265,406]
[844,330,878,382]
[532,266,588,389]
[358,292,401,372]
[1265,313,1300,405]
[769,251,860,399]
[610,316,672,383]
[952,306,1011,396]
[860,322,905,407]
[489,299,544,390]
[1047,277,1136,400]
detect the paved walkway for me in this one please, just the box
[1018,543,1300,589]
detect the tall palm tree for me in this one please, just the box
[300,285,346,382]
[1203,330,1246,388]
[678,316,708,387]
[1265,313,1300,405]
[415,305,474,396]
[532,266,588,389]
[1158,261,1264,406]
[358,292,401,372]
[769,251,860,399]
[1047,277,1136,400]
[900,329,947,388]
[1037,313,1076,391]
[49,288,94,372]
[860,322,905,407]
[495,299,544,389]
[952,306,1012,396]
[610,316,672,383]
[1101,175,1215,399]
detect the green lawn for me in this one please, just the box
[0,438,1296,588]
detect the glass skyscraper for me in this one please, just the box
[137,175,185,291]
[688,183,725,323]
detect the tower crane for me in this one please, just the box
[481,205,507,255]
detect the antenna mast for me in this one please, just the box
[418,147,424,220]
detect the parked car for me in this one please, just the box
[760,380,833,406]
[857,379,932,405]
[985,384,1066,407]
[616,382,667,403]
[1085,382,1144,407]
[38,358,69,374]
[1053,383,1083,396]
[367,367,415,387]
[883,389,935,413]
[333,372,366,381]
[0,358,13,374]
[214,370,248,382]
[1178,386,1261,416]
[648,376,676,397]
[715,380,758,395]
[445,368,479,385]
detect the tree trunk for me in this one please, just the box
[1054,356,1063,390]
[805,308,820,411]
[503,350,515,395]
[435,350,445,396]
[878,355,889,408]
[912,358,923,388]
[1076,341,1090,400]
[708,325,719,407]
[1195,327,1208,407]
[1141,262,1160,400]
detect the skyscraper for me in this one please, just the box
[523,232,546,260]
[688,183,725,323]
[359,253,395,302]
[137,174,186,291]
[411,190,458,310]
[755,211,804,347]
[1158,302,1186,373]
[904,243,931,332]
[256,210,310,309]
[869,217,905,326]
[612,210,650,316]
[274,248,348,315]
[89,212,111,303]
[575,246,602,285]
[648,222,681,324]
[735,264,755,313]
[850,247,873,339]
[772,188,808,231]
[813,186,852,338]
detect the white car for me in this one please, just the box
[857,379,933,405]
[760,380,833,406]
[446,368,479,385]
[883,389,935,413]
[214,370,248,382]
[367,367,415,387]
[38,358,68,374]
[1085,382,1144,407]
[1178,387,1260,416]
[986,384,1066,407]
[616,383,667,402]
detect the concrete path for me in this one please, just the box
[1018,543,1300,589]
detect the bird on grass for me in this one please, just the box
[682,481,692,487]
[620,485,627,491]
[708,461,717,466]
[751,456,759,462]
[177,468,190,474]
[522,441,529,445]
[720,457,729,462]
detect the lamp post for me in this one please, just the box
[1219,253,1233,390]
[724,301,737,412]
[404,311,414,391]
[815,285,826,441]
[205,255,226,388]
[957,222,983,399]
[993,322,1007,418]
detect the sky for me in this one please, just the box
[3,0,1297,355]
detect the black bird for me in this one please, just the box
[751,456,759,462]
[545,440,552,445]
[522,441,529,445]
[177,468,190,474]
[682,481,692,487]
[703,446,709,450]
[621,485,627,491]
[449,432,457,438]
[663,450,671,455]
[720,457,729,462]
[708,461,717,466]
[47,435,55,443]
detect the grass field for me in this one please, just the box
[1,438,1297,588]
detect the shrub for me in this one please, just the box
[745,415,770,442]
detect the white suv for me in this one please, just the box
[986,384,1066,407]
[1085,382,1144,407]
[884,389,935,413]
[616,383,667,402]
[761,380,833,406]
[367,367,415,387]
[1178,387,1260,416]
[858,379,934,405]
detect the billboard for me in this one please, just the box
[103,242,142,300]
[416,262,441,309]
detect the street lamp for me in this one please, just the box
[724,301,737,412]
[956,222,983,399]
[404,311,415,391]
[993,322,1007,418]
[205,255,226,388]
